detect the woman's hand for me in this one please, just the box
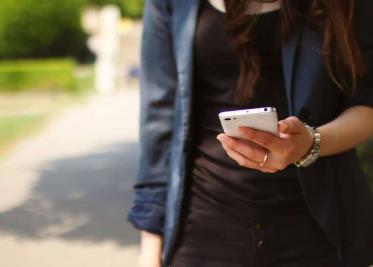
[216,116,314,173]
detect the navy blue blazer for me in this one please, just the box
[127,0,373,266]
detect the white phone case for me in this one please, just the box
[218,107,278,138]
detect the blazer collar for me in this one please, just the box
[282,28,302,115]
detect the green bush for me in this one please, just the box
[0,0,143,59]
[85,0,144,18]
[122,0,144,18]
[0,0,86,59]
[86,0,124,8]
[0,59,76,93]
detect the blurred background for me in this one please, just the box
[0,0,371,267]
[0,0,142,266]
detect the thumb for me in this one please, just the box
[278,116,304,134]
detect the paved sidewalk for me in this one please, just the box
[0,89,141,267]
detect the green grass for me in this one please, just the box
[0,59,76,93]
[0,113,49,155]
[0,62,94,157]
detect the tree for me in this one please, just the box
[0,0,86,59]
[85,0,144,18]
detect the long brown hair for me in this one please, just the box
[223,0,366,104]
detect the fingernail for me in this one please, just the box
[281,122,288,130]
[216,134,225,142]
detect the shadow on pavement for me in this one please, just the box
[0,141,140,247]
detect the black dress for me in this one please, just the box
[168,1,344,266]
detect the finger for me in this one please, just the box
[278,120,289,133]
[279,116,304,134]
[220,142,278,173]
[220,142,263,171]
[237,127,281,151]
[221,143,276,173]
[217,134,267,163]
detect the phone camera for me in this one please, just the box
[264,108,268,111]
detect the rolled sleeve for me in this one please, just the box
[127,186,168,235]
[343,84,373,108]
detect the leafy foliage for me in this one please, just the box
[0,0,86,59]
[122,0,144,18]
[0,0,144,59]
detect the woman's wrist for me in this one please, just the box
[294,125,321,167]
[311,106,373,157]
[317,124,342,157]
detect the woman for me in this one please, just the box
[127,0,373,266]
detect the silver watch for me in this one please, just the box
[294,125,321,168]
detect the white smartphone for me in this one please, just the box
[218,107,279,138]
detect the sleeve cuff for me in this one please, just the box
[343,87,373,109]
[127,201,165,235]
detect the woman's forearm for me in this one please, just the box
[140,230,163,258]
[317,106,373,157]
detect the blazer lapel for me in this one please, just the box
[281,27,302,115]
[172,0,200,128]
[172,0,200,85]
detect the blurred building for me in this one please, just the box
[82,5,141,94]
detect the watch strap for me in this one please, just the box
[294,125,321,168]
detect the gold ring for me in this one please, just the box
[259,153,268,167]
